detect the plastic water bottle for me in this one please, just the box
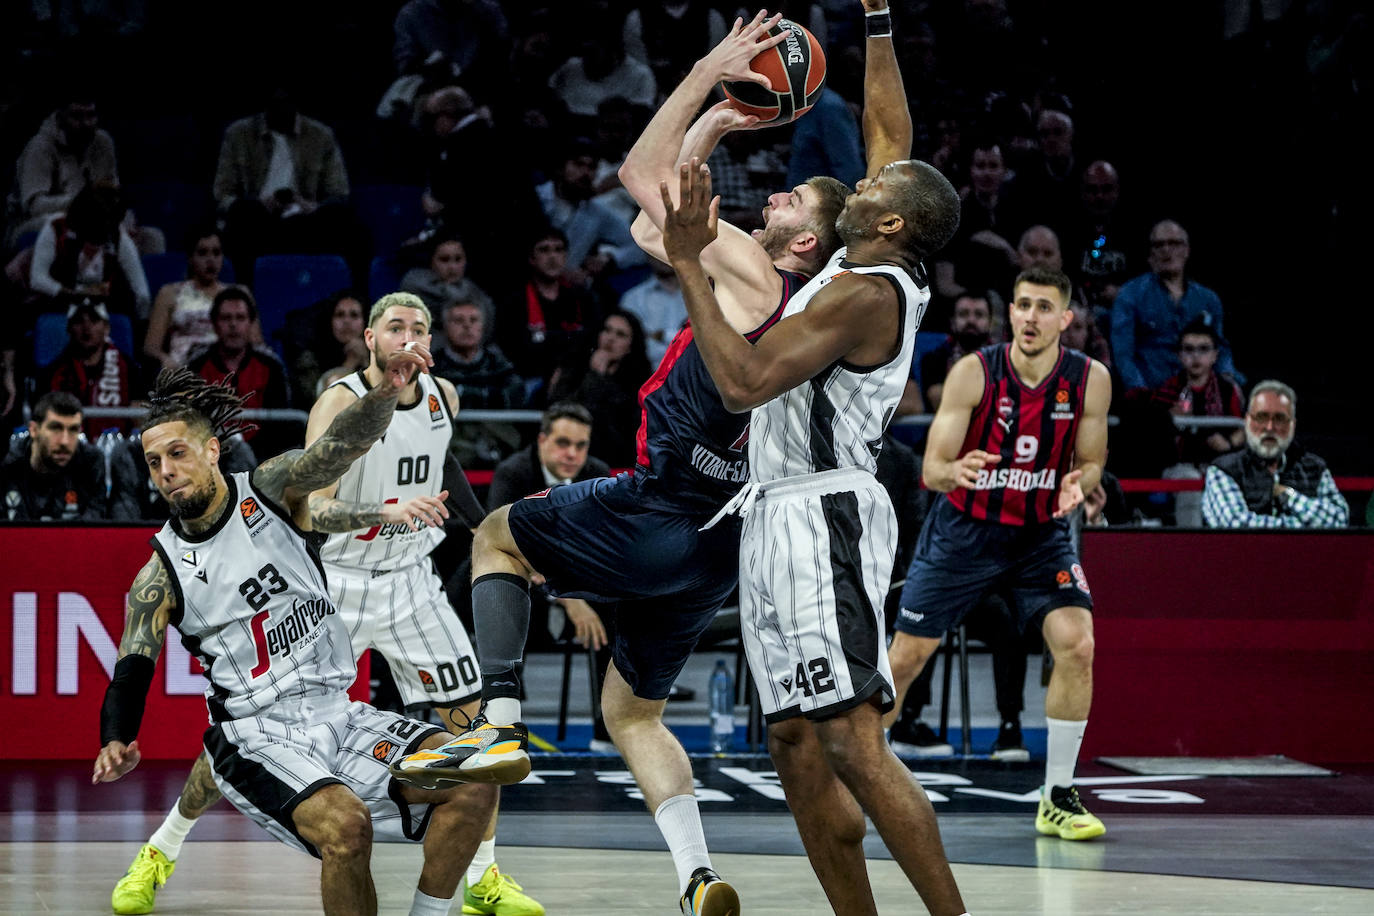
[709,659,735,754]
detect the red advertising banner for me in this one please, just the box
[0,526,368,760]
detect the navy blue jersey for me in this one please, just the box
[632,268,805,516]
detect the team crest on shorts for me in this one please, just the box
[372,740,398,761]
[418,669,439,692]
[428,393,444,422]
[239,497,265,528]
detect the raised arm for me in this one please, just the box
[921,354,994,492]
[93,553,176,784]
[859,0,912,176]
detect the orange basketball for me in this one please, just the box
[721,19,826,126]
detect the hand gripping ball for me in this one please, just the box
[721,19,826,126]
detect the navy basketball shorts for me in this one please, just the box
[507,473,741,699]
[897,497,1093,639]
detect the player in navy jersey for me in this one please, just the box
[894,265,1112,840]
[94,363,502,916]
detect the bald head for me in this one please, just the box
[1081,161,1120,216]
[1018,225,1062,270]
[1037,110,1074,161]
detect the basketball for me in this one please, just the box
[721,19,826,126]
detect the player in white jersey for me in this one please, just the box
[107,294,543,915]
[655,4,969,914]
[94,363,499,916]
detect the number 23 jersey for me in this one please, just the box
[151,471,356,722]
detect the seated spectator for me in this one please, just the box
[589,96,644,226]
[432,300,526,467]
[1152,316,1244,466]
[1,391,115,520]
[8,89,119,245]
[401,232,496,332]
[1202,380,1349,528]
[498,228,600,393]
[548,310,652,467]
[618,259,685,365]
[1061,304,1112,368]
[549,8,657,122]
[46,297,133,437]
[623,1,727,90]
[186,287,290,443]
[142,227,229,371]
[28,183,150,318]
[934,137,1016,301]
[391,0,509,92]
[212,84,364,285]
[921,293,994,411]
[290,290,369,404]
[1000,109,1082,240]
[1061,160,1139,311]
[534,137,647,288]
[1111,219,1238,392]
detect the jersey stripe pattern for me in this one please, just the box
[631,268,803,515]
[151,471,355,722]
[318,371,450,573]
[750,249,929,483]
[948,343,1091,526]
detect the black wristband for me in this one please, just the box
[100,654,156,746]
[865,10,893,38]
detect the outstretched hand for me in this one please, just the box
[703,10,786,86]
[1053,469,1085,518]
[660,159,720,266]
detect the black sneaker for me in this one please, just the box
[990,720,1030,762]
[889,721,954,757]
[679,867,739,916]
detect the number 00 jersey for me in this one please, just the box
[151,472,356,722]
[318,371,451,573]
[947,343,1091,526]
[749,248,929,483]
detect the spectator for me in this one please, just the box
[46,297,133,437]
[289,290,369,404]
[549,309,652,467]
[534,137,647,287]
[497,228,599,392]
[391,0,509,90]
[1017,224,1063,271]
[921,293,994,410]
[432,300,525,468]
[623,1,727,90]
[142,227,229,371]
[934,138,1016,301]
[1062,160,1137,311]
[9,90,119,244]
[1152,316,1245,466]
[549,8,657,121]
[212,85,363,285]
[186,287,290,441]
[589,96,644,226]
[1111,219,1238,392]
[28,183,150,318]
[401,231,496,334]
[1001,109,1082,238]
[1202,381,1349,528]
[618,259,686,365]
[1,391,109,520]
[785,87,864,192]
[1061,305,1112,368]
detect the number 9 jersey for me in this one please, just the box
[318,371,452,573]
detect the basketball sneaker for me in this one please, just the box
[390,714,530,788]
[990,720,1031,762]
[679,867,740,916]
[111,843,175,915]
[889,721,954,758]
[461,864,545,915]
[1036,785,1106,840]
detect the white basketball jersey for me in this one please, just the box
[151,471,356,722]
[318,371,452,573]
[749,248,928,482]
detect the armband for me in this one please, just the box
[100,654,156,746]
[865,9,893,39]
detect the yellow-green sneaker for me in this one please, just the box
[1036,785,1106,840]
[111,843,176,914]
[461,864,545,916]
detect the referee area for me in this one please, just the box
[5,649,1373,914]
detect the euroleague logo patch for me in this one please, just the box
[428,393,444,422]
[1056,565,1091,594]
[418,669,439,693]
[372,740,398,761]
[240,497,265,528]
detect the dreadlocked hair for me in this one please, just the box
[144,367,256,441]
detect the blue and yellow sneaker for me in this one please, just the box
[111,843,175,914]
[1036,784,1106,840]
[390,715,530,788]
[461,864,545,915]
[679,867,739,916]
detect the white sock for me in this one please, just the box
[466,838,496,887]
[149,804,198,861]
[654,794,711,895]
[484,697,521,726]
[409,888,451,916]
[1045,716,1087,793]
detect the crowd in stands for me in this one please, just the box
[0,0,1366,527]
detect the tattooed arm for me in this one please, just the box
[254,343,432,525]
[94,553,175,784]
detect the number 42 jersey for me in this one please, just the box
[151,471,356,722]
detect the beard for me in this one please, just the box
[755,221,795,259]
[834,207,873,246]
[955,329,991,352]
[1245,427,1291,460]
[168,477,218,520]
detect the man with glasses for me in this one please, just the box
[1111,219,1239,392]
[1202,380,1349,528]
